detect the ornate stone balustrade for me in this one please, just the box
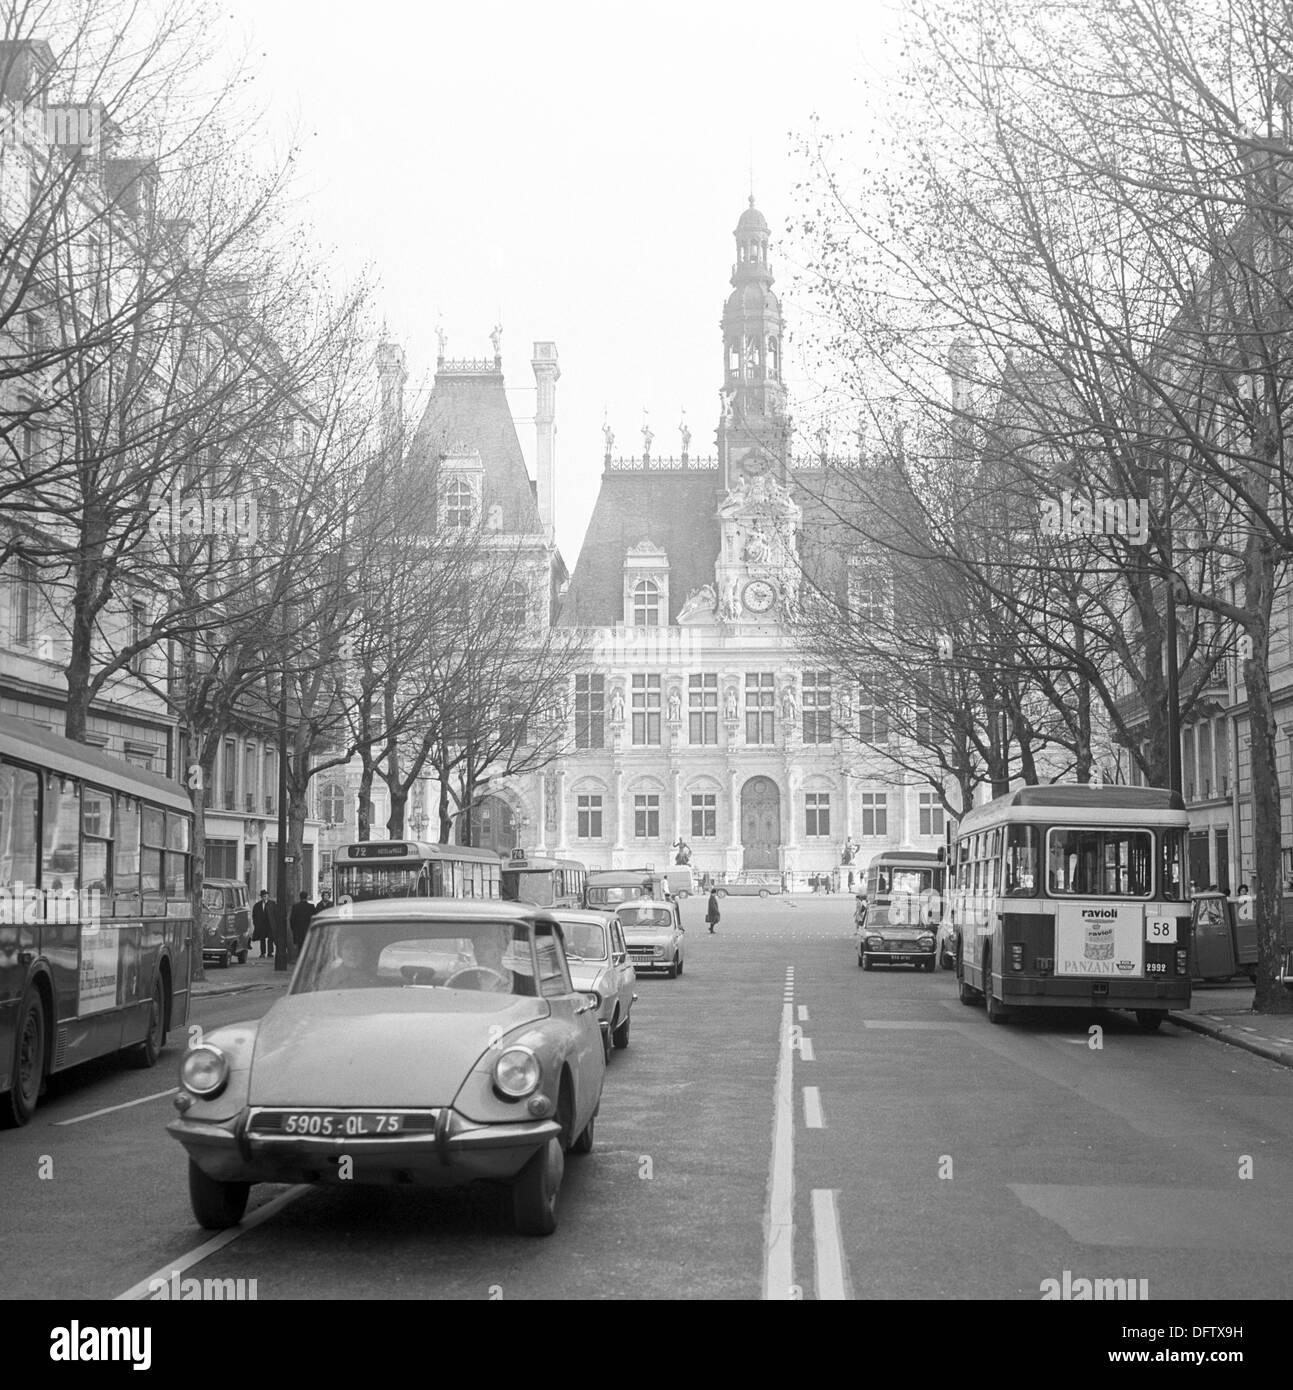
[604,455,720,472]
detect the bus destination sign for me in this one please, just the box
[349,843,411,859]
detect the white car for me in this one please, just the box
[554,911,637,1059]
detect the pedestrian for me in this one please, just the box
[289,890,317,956]
[705,889,720,934]
[252,889,276,959]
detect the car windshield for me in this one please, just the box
[292,920,538,997]
[561,922,608,960]
[618,905,673,929]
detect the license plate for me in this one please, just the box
[248,1110,435,1138]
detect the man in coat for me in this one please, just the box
[289,891,317,957]
[252,889,276,959]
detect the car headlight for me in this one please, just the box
[181,1045,229,1097]
[866,936,883,949]
[584,990,602,1009]
[493,1046,541,1099]
[919,934,935,948]
[653,946,665,958]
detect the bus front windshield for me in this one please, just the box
[1046,828,1153,898]
[336,864,423,901]
[502,870,555,906]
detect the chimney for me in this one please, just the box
[531,341,559,544]
[376,340,407,452]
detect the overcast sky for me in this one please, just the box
[221,0,898,561]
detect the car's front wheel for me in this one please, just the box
[188,1160,250,1230]
[512,1137,563,1236]
[612,1012,631,1049]
[861,953,873,971]
[570,1111,595,1155]
[759,888,770,898]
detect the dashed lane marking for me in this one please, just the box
[763,966,796,1300]
[811,1190,849,1300]
[803,1086,824,1128]
[56,1088,178,1125]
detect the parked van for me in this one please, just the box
[201,878,252,967]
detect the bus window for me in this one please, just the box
[1004,824,1038,894]
[42,774,81,896]
[164,811,191,898]
[114,795,141,913]
[81,786,113,895]
[1161,829,1185,900]
[0,762,39,890]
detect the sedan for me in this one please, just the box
[554,910,637,1059]
[167,901,605,1237]
[616,900,685,978]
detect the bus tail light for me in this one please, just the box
[1175,948,1189,975]
[1009,943,1024,971]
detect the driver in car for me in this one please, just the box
[455,925,519,993]
[321,934,377,989]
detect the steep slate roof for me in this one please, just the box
[560,471,725,626]
[560,464,888,626]
[410,365,545,536]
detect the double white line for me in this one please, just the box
[762,967,849,1299]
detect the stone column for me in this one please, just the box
[612,767,625,860]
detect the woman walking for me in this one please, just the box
[706,890,721,934]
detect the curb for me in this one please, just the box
[1169,1010,1293,1068]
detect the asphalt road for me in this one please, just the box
[3,895,1292,1302]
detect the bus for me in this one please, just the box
[499,850,587,908]
[947,785,1190,1030]
[854,850,945,970]
[332,840,502,903]
[0,712,193,1125]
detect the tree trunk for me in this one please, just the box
[186,750,216,984]
[356,757,374,841]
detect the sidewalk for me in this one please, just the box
[1170,981,1293,1069]
[190,952,295,999]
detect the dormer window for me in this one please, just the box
[632,579,660,627]
[446,478,474,527]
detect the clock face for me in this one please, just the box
[743,580,776,614]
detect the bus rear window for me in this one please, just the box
[1046,828,1152,898]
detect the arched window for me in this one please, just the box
[445,478,473,527]
[632,578,660,627]
[500,580,527,627]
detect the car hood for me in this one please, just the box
[622,927,673,943]
[248,990,550,1107]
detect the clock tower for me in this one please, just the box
[717,196,789,490]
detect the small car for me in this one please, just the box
[615,899,686,978]
[713,874,780,898]
[167,900,605,1237]
[200,879,252,967]
[554,910,637,1059]
[858,922,937,971]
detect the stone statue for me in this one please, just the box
[642,422,654,456]
[725,686,739,721]
[486,502,503,531]
[720,575,740,620]
[667,687,682,722]
[678,583,717,621]
[841,836,859,866]
[781,680,799,722]
[720,386,734,425]
[436,324,447,357]
[673,838,692,865]
[603,421,614,456]
[680,416,691,454]
[610,686,625,722]
[744,522,770,564]
[490,323,502,356]
[544,779,558,829]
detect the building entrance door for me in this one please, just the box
[460,795,517,853]
[741,776,781,870]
